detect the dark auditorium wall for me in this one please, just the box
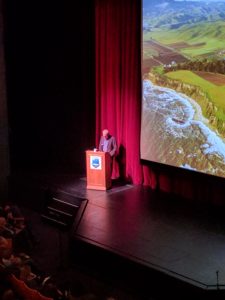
[0,0,9,199]
[4,0,95,174]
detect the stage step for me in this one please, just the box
[41,190,87,229]
[41,214,68,226]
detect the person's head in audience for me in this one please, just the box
[0,236,12,259]
[0,217,7,232]
[2,289,18,300]
[2,206,14,224]
[41,278,63,300]
[1,254,22,269]
[17,253,31,265]
[3,205,11,212]
[19,264,34,282]
[10,255,22,267]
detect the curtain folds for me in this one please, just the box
[95,0,225,204]
[95,0,149,184]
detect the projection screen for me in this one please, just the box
[141,0,225,178]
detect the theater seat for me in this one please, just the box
[9,274,53,300]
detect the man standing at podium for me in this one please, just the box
[99,129,117,157]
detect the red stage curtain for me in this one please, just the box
[95,0,225,204]
[95,0,156,187]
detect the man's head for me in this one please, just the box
[102,129,109,139]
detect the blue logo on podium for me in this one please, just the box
[92,158,100,168]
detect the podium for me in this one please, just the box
[86,150,112,190]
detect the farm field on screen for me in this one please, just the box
[141,0,225,178]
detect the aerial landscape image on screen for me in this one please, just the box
[141,0,225,178]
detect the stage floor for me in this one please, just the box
[10,172,225,291]
[74,179,225,290]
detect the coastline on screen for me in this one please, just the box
[141,0,225,179]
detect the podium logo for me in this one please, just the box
[90,155,102,170]
[92,158,100,168]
